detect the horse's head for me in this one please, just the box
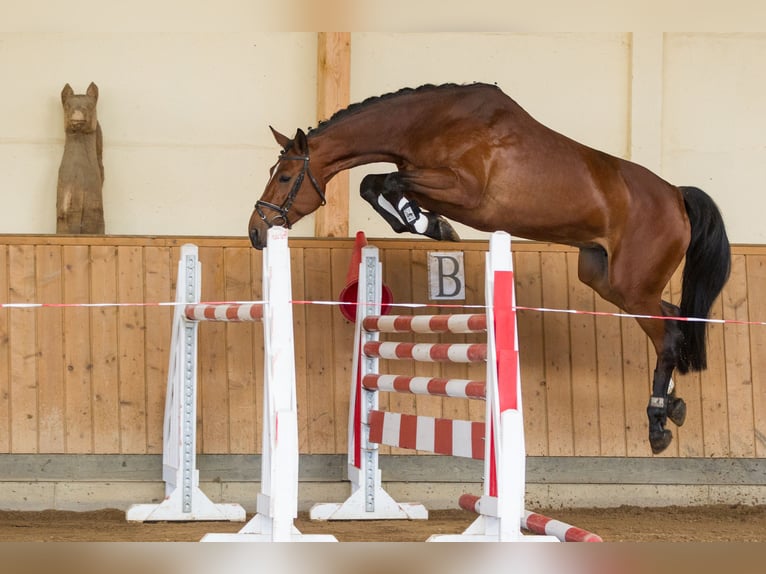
[248,127,326,249]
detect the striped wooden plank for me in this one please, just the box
[363,314,487,334]
[363,341,487,362]
[368,410,485,459]
[362,374,486,399]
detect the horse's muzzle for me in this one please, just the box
[249,227,266,250]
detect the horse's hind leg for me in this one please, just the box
[578,245,683,454]
[359,172,460,241]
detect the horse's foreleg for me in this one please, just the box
[360,172,460,241]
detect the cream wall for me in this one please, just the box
[1,20,766,242]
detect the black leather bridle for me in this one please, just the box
[255,154,326,228]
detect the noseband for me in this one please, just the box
[255,154,326,228]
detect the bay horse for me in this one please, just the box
[248,83,731,454]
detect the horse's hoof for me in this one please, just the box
[435,217,460,241]
[649,429,673,454]
[667,396,687,427]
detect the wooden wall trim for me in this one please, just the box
[314,32,351,238]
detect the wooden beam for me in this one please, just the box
[314,32,351,238]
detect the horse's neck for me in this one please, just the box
[310,117,406,179]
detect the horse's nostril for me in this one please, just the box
[249,228,266,249]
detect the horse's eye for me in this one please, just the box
[279,174,291,183]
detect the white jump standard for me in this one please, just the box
[127,227,335,541]
[312,231,601,542]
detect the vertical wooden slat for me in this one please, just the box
[288,246,305,453]
[0,247,9,452]
[515,251,548,456]
[594,297,626,456]
[699,296,729,457]
[90,245,120,453]
[540,251,574,456]
[116,246,147,453]
[198,247,228,453]
[314,32,351,238]
[143,246,172,454]
[9,245,38,452]
[303,248,336,453]
[35,245,65,453]
[566,251,600,456]
[63,245,93,452]
[331,247,355,453]
[722,254,754,457]
[670,270,704,458]
[622,316,651,457]
[224,247,257,454]
[746,255,766,457]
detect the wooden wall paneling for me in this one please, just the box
[62,245,93,452]
[224,247,258,454]
[35,245,65,452]
[0,247,9,452]
[514,251,548,456]
[565,251,600,456]
[594,296,626,456]
[330,246,355,453]
[89,245,120,453]
[699,296,729,457]
[303,247,336,453]
[746,255,766,457]
[116,246,147,453]
[197,247,228,453]
[722,254,755,456]
[8,245,38,452]
[289,247,307,454]
[143,246,173,454]
[540,251,574,456]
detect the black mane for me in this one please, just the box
[307,82,498,136]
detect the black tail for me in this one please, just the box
[677,186,731,373]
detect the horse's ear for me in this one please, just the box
[294,128,308,154]
[61,83,74,104]
[269,126,291,150]
[86,82,99,101]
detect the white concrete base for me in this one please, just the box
[126,485,245,522]
[310,485,428,520]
